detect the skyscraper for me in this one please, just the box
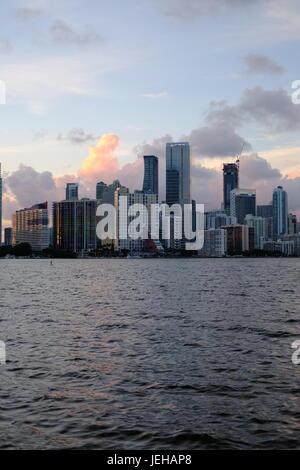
[66,182,79,200]
[223,163,239,215]
[230,188,256,224]
[0,164,2,245]
[166,142,190,205]
[4,227,12,246]
[53,198,97,253]
[96,181,107,200]
[143,155,158,195]
[12,202,50,251]
[273,186,288,238]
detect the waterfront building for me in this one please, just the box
[244,214,268,250]
[221,224,254,254]
[199,229,227,257]
[288,213,297,235]
[13,202,50,251]
[53,198,97,253]
[4,227,12,246]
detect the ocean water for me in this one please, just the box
[0,258,300,450]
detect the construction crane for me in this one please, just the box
[235,142,245,169]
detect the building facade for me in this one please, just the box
[166,142,190,205]
[53,198,97,253]
[222,224,254,254]
[199,229,227,257]
[13,202,50,251]
[4,227,12,246]
[244,214,268,250]
[66,182,79,200]
[230,188,256,224]
[273,186,288,238]
[143,155,158,195]
[223,163,239,215]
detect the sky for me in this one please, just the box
[2,0,300,228]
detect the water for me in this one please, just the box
[0,258,300,450]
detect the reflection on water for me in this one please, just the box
[0,258,300,449]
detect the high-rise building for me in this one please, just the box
[272,186,288,238]
[0,164,2,245]
[96,181,107,200]
[223,163,239,214]
[66,182,79,200]
[4,227,12,246]
[114,188,158,252]
[245,214,268,249]
[199,229,227,257]
[166,142,190,205]
[102,180,124,205]
[222,224,254,254]
[230,188,256,224]
[143,155,158,195]
[12,202,50,251]
[53,198,97,253]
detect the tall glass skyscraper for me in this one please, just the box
[230,188,256,224]
[166,142,190,205]
[273,186,288,238]
[223,163,239,214]
[143,155,158,195]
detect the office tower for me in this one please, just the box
[206,210,237,229]
[96,181,107,200]
[0,164,2,244]
[222,224,254,254]
[66,182,79,200]
[114,188,158,252]
[272,186,288,238]
[166,142,190,205]
[288,213,297,234]
[53,198,97,253]
[12,202,50,251]
[223,163,239,215]
[281,234,300,255]
[200,229,227,257]
[4,227,12,246]
[143,155,158,195]
[230,188,256,224]
[245,214,268,250]
[257,204,273,218]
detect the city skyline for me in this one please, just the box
[2,1,300,231]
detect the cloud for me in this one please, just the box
[183,122,251,158]
[243,53,283,75]
[50,19,104,46]
[207,86,300,134]
[57,128,95,144]
[13,7,44,21]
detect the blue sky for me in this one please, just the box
[2,0,300,223]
